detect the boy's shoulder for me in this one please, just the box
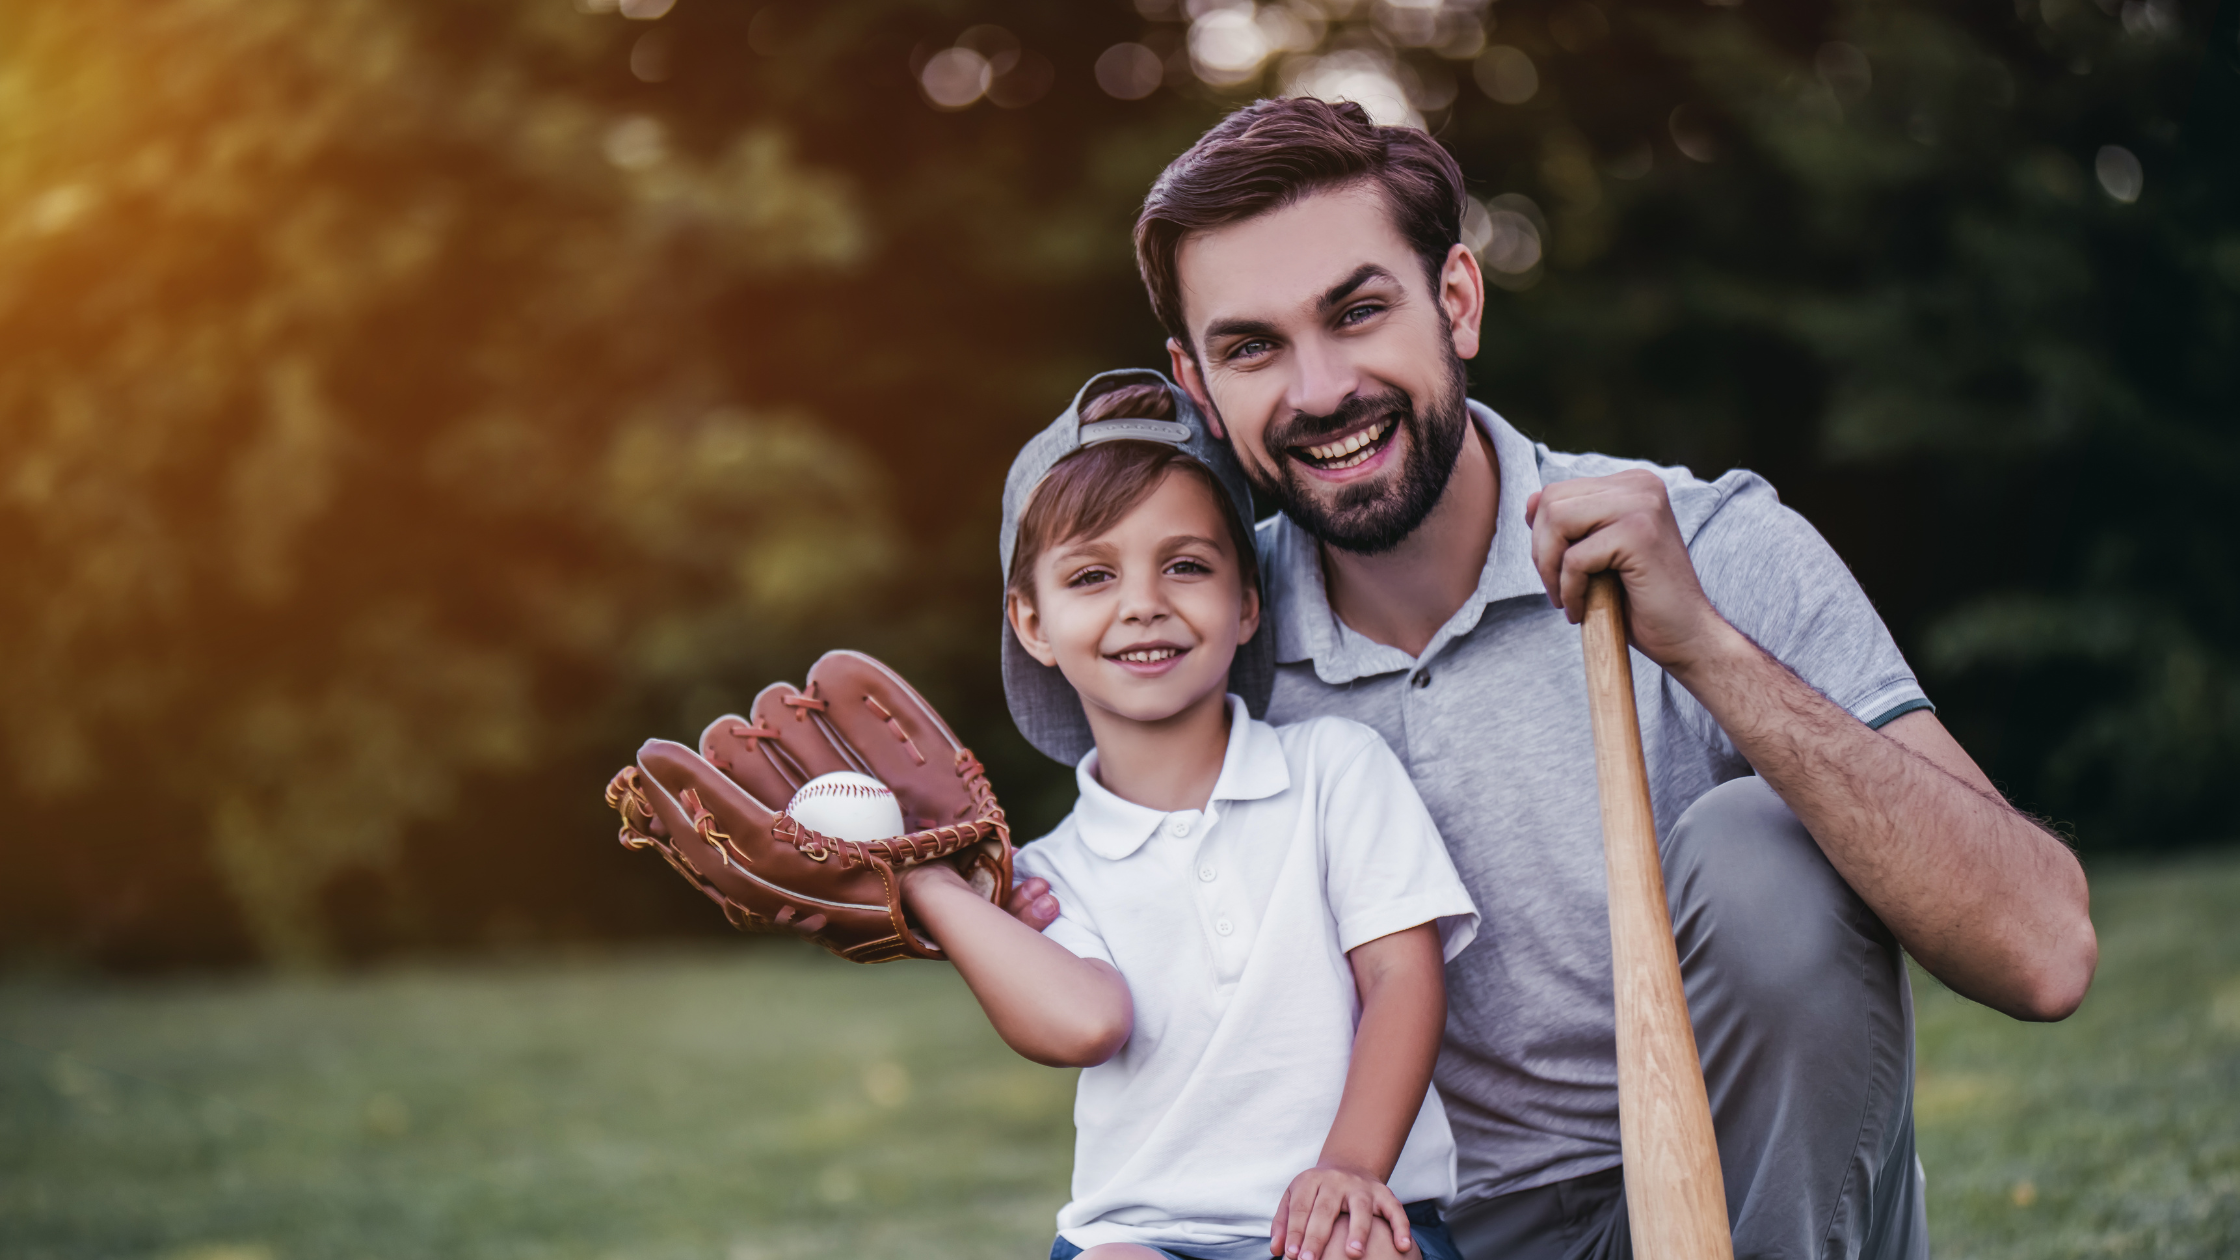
[1264,712,1390,771]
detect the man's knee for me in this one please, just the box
[1663,776,1888,1007]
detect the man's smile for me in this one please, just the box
[1291,415,1397,473]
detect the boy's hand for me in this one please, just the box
[1270,1165,1412,1260]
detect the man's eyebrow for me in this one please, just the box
[1201,315,1283,346]
[1317,263,1397,313]
[1200,264,1401,345]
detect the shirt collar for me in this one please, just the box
[1265,401,1548,684]
[1069,695,1292,861]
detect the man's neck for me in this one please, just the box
[1320,420,1500,659]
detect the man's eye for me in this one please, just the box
[1228,338,1273,362]
[1339,303,1381,326]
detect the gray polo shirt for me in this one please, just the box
[1258,403,1929,1207]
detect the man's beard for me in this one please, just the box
[1224,347,1471,556]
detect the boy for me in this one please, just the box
[900,370,1479,1260]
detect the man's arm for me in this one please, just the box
[902,863,1133,1066]
[1527,470,2097,1021]
[1271,923,1445,1260]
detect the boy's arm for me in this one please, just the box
[1273,922,1446,1260]
[902,863,1133,1069]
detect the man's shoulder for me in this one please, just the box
[1534,440,1781,546]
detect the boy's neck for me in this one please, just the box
[1085,685,1232,814]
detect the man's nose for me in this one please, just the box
[1285,332,1363,420]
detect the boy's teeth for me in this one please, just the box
[1303,419,1391,464]
[1118,647,1180,663]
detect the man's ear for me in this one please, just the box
[1007,590,1060,667]
[1166,337,1225,440]
[1439,242,1486,362]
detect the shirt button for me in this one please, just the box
[1412,669,1432,689]
[1198,865,1217,882]
[1215,918,1234,936]
[1165,817,1191,837]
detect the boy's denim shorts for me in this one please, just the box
[1049,1200,1463,1260]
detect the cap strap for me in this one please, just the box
[1079,418,1191,446]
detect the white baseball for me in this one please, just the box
[783,771,906,843]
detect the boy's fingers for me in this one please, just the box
[1375,1190,1413,1252]
[1344,1199,1373,1257]
[1300,1188,1344,1260]
[1284,1184,1316,1259]
[1270,1186,1292,1254]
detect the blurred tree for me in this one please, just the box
[0,0,893,964]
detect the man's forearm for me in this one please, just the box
[1668,622,2097,1020]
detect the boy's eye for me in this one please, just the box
[1065,566,1113,588]
[1167,557,1212,576]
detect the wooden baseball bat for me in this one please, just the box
[1582,572,1733,1260]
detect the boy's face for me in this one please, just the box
[1166,183,1484,555]
[1009,470,1259,734]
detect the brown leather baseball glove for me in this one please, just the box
[603,650,1012,963]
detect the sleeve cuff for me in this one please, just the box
[1338,895,1481,963]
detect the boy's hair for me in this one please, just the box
[1006,384,1261,603]
[1134,97,1467,357]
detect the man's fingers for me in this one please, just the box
[1528,471,1673,610]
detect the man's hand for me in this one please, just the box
[1528,473,2095,1019]
[1004,875,1061,931]
[1525,469,1736,674]
[1269,1166,1413,1260]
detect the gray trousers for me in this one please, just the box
[1446,777,1929,1260]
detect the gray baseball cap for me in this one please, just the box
[999,367,1273,766]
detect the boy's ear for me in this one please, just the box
[1008,591,1060,668]
[1167,338,1224,440]
[1238,579,1262,645]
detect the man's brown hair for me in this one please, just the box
[1134,97,1468,357]
[1006,384,1261,602]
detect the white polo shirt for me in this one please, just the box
[1014,697,1481,1258]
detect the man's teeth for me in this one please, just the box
[1116,647,1181,663]
[1303,419,1392,466]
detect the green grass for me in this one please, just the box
[3,852,2235,1260]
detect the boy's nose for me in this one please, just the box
[1116,573,1170,624]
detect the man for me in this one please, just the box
[1011,99,2096,1260]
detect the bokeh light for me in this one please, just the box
[2095,144,2144,203]
[920,47,994,110]
[1097,42,1165,99]
[1474,45,1538,105]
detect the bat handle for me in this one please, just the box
[1582,573,1734,1260]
